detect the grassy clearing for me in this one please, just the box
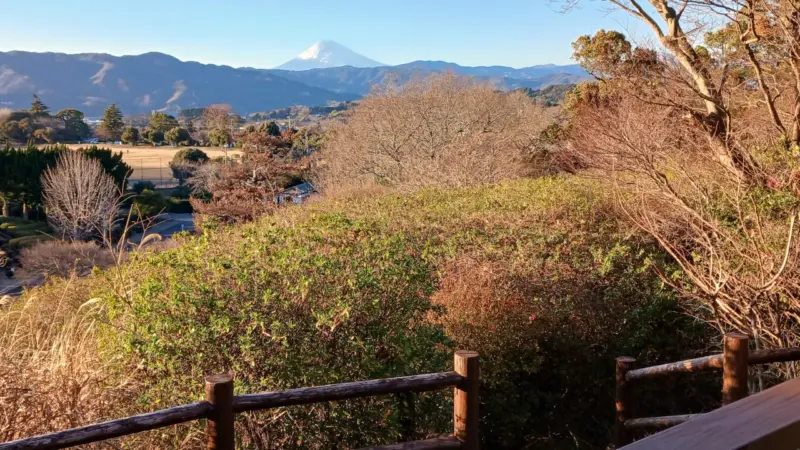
[64,144,241,181]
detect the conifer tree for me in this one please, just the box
[99,104,125,141]
[30,95,49,117]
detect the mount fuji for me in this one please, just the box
[275,40,384,70]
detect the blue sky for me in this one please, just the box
[0,1,648,68]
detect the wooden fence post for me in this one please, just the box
[205,374,235,450]
[722,332,749,406]
[615,356,636,448]
[454,350,479,450]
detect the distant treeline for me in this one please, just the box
[0,143,131,217]
[0,95,91,144]
[248,102,353,121]
[515,84,576,106]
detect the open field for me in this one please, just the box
[66,144,242,186]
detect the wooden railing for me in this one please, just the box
[614,333,800,447]
[0,351,480,450]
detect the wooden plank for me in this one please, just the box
[620,378,800,450]
[625,414,700,429]
[356,436,463,450]
[0,401,211,450]
[232,372,463,413]
[625,355,722,381]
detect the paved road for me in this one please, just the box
[1,214,195,299]
[0,273,42,297]
[129,213,195,244]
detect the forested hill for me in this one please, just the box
[265,62,587,96]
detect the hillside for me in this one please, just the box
[0,51,358,116]
[0,177,711,449]
[267,62,588,96]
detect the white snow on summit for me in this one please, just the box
[275,40,384,71]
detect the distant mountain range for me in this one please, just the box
[0,51,358,117]
[0,41,589,116]
[266,61,587,96]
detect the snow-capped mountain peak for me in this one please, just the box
[297,41,327,60]
[275,40,384,71]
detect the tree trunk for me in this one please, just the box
[789,57,800,146]
[659,12,753,179]
[1,198,7,217]
[642,5,748,177]
[22,202,29,220]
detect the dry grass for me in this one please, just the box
[0,278,134,444]
[21,241,116,279]
[64,144,241,182]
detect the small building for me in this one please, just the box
[276,183,316,205]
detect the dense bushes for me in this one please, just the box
[132,189,168,217]
[167,197,192,213]
[20,240,114,278]
[132,190,193,217]
[131,180,156,194]
[0,177,717,449]
[106,213,451,448]
[294,178,717,448]
[8,235,54,249]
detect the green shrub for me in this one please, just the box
[132,190,168,218]
[291,178,718,449]
[170,186,192,199]
[9,235,55,249]
[0,220,52,238]
[166,197,192,214]
[131,180,156,194]
[172,148,209,164]
[0,217,29,226]
[106,214,450,448]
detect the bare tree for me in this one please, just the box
[187,162,224,196]
[202,104,235,134]
[316,73,554,191]
[42,151,120,241]
[570,94,800,374]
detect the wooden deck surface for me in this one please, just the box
[621,378,800,450]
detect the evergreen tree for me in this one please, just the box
[209,129,232,147]
[99,104,125,141]
[266,121,281,137]
[56,109,91,141]
[149,112,179,133]
[165,127,191,145]
[121,127,139,145]
[30,95,49,117]
[144,129,164,144]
